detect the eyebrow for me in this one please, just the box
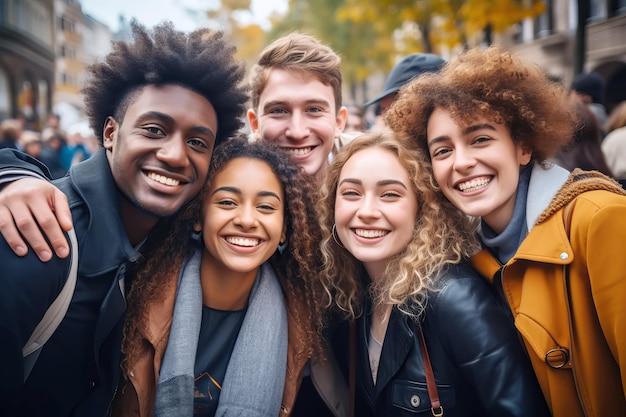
[137,111,215,139]
[137,111,174,125]
[339,178,407,189]
[427,123,497,147]
[258,191,282,201]
[212,186,281,201]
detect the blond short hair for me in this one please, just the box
[249,32,343,112]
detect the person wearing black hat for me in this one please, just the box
[570,71,608,136]
[366,53,446,121]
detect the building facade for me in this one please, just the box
[500,0,626,113]
[0,0,55,126]
[53,0,112,129]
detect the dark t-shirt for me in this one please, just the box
[193,305,246,416]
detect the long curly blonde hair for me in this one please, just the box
[318,130,479,320]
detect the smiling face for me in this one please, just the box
[198,157,286,278]
[247,68,347,177]
[104,84,217,230]
[334,147,418,279]
[426,107,531,233]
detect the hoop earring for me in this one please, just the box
[332,224,345,248]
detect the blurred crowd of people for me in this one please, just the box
[0,113,97,179]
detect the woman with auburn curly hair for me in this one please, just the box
[112,138,328,417]
[386,45,626,417]
[317,130,549,416]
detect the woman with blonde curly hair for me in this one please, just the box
[111,138,328,416]
[386,45,626,417]
[318,130,549,416]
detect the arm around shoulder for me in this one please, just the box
[0,150,72,261]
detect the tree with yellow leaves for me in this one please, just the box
[337,0,545,53]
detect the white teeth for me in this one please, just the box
[458,177,490,192]
[355,229,387,238]
[148,172,180,186]
[284,147,312,156]
[226,237,259,247]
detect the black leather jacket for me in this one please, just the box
[330,262,550,417]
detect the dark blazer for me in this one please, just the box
[0,149,141,416]
[330,263,550,417]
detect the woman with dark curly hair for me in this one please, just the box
[386,45,626,417]
[111,138,328,417]
[317,130,549,416]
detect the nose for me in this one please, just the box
[452,146,477,172]
[356,195,382,220]
[285,112,310,141]
[233,204,258,230]
[157,134,190,168]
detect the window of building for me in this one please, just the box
[18,80,34,119]
[0,68,12,120]
[609,0,626,15]
[8,0,53,47]
[58,15,75,33]
[590,0,607,20]
[534,0,553,38]
[37,79,48,124]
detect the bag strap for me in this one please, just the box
[22,228,78,381]
[416,321,444,417]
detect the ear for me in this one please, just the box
[280,223,287,245]
[247,109,261,141]
[334,106,348,137]
[193,221,202,233]
[517,144,532,166]
[102,117,118,151]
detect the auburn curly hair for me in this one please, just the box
[317,130,479,320]
[122,137,327,377]
[82,20,248,146]
[386,45,577,164]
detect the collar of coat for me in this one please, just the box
[533,164,626,226]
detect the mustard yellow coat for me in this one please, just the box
[471,169,626,417]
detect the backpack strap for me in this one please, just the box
[22,228,78,381]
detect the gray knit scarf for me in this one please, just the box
[154,246,288,416]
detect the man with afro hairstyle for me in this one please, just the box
[0,21,247,416]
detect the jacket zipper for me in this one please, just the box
[105,384,119,416]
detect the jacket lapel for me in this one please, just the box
[356,313,375,408]
[357,308,413,407]
[374,309,413,397]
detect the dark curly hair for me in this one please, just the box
[121,137,327,377]
[386,45,577,164]
[82,20,248,146]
